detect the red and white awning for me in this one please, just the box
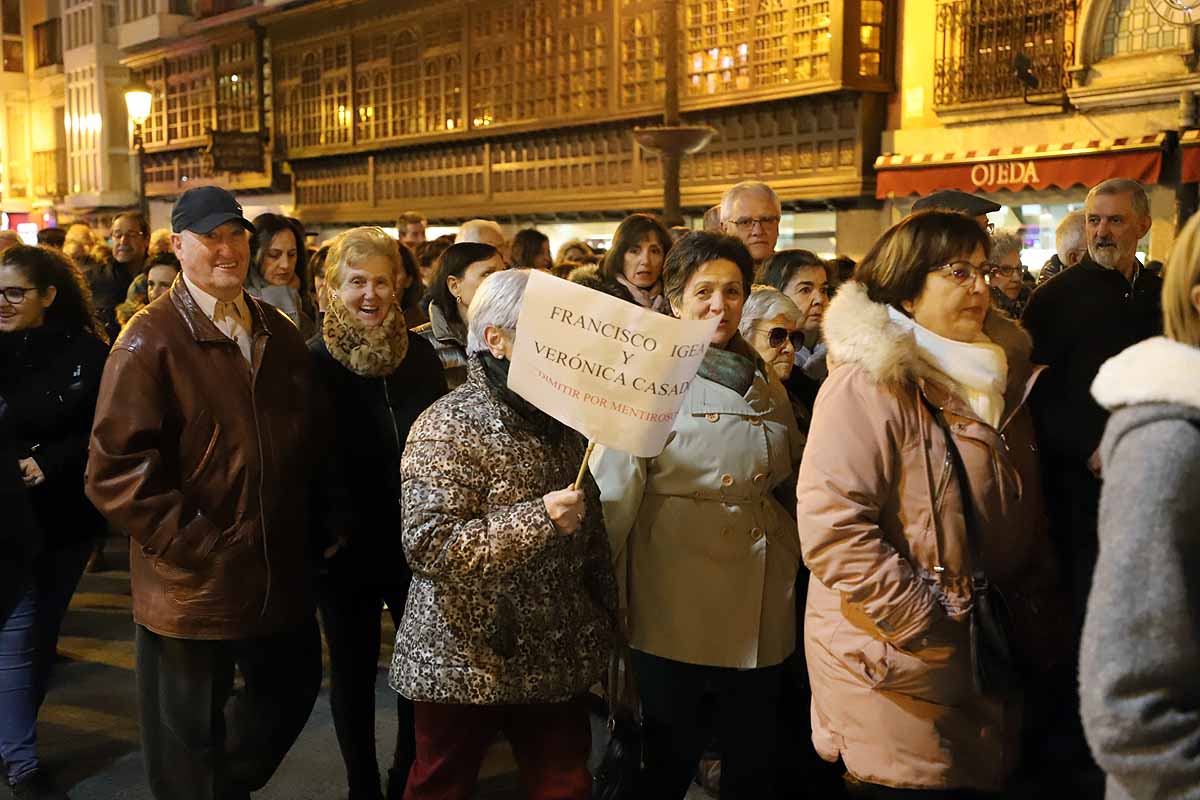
[874,134,1166,199]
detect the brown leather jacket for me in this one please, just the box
[86,278,313,640]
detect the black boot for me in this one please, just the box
[385,766,409,800]
[10,771,69,800]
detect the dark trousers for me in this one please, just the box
[404,697,592,800]
[318,573,414,799]
[0,541,91,783]
[632,649,782,800]
[844,783,998,800]
[135,618,322,800]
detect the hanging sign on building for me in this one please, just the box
[507,269,717,458]
[207,131,264,174]
[874,134,1166,198]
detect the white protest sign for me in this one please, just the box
[508,269,718,458]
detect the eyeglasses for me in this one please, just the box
[754,326,805,349]
[0,286,38,305]
[930,260,1000,287]
[987,266,1021,280]
[730,215,781,232]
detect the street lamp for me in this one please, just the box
[124,77,152,218]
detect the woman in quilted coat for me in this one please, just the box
[390,268,617,800]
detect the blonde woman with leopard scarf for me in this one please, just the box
[307,226,448,800]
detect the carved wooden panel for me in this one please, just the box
[291,95,872,220]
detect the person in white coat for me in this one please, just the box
[592,231,803,800]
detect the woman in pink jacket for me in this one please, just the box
[796,211,1058,797]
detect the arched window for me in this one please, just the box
[1099,0,1188,58]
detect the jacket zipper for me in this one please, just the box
[247,336,272,620]
[383,379,402,453]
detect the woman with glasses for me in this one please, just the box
[739,286,809,431]
[987,231,1031,319]
[0,245,109,800]
[592,232,803,799]
[796,211,1058,796]
[758,250,835,412]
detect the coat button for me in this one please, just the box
[753,472,767,485]
[748,416,763,426]
[706,413,720,422]
[720,473,734,486]
[750,527,763,540]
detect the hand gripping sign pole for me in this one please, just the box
[507,270,719,485]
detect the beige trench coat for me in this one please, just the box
[592,338,804,669]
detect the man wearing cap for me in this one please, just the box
[911,188,1001,231]
[85,187,320,800]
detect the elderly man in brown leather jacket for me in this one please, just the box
[85,186,320,800]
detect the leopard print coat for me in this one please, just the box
[390,357,618,705]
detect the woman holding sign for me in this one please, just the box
[392,268,618,800]
[593,231,804,800]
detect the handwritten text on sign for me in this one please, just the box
[508,269,718,458]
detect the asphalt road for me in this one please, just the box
[37,539,713,800]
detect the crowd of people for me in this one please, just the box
[0,173,1192,800]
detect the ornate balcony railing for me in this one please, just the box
[934,0,1076,109]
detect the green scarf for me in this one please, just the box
[697,333,761,396]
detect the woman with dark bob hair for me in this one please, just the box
[0,245,109,799]
[569,213,672,313]
[412,241,504,390]
[247,213,317,339]
[796,211,1060,795]
[509,228,552,271]
[395,240,428,329]
[592,231,804,799]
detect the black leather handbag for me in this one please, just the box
[924,397,1022,697]
[592,645,642,800]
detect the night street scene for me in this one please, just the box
[1,0,1197,798]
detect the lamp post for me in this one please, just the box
[124,77,152,218]
[632,0,714,227]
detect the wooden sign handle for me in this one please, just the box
[573,440,596,491]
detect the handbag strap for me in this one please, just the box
[919,392,986,581]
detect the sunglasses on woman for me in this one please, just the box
[755,326,806,349]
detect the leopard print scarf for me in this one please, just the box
[322,296,409,378]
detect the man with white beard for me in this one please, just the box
[1020,177,1161,794]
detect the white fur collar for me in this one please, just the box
[1092,337,1200,411]
[822,281,1033,389]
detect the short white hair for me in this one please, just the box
[738,286,801,339]
[720,181,781,222]
[458,219,504,245]
[991,230,1023,262]
[466,268,530,354]
[1056,210,1086,260]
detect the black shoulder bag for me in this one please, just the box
[591,643,642,800]
[923,396,1022,697]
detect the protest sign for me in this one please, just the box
[508,269,718,459]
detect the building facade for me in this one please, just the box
[262,0,898,255]
[876,0,1200,267]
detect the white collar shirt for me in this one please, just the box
[181,272,254,366]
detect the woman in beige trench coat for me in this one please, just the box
[592,231,804,800]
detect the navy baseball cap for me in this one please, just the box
[912,189,1001,217]
[171,186,256,235]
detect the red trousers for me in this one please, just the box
[403,696,592,800]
